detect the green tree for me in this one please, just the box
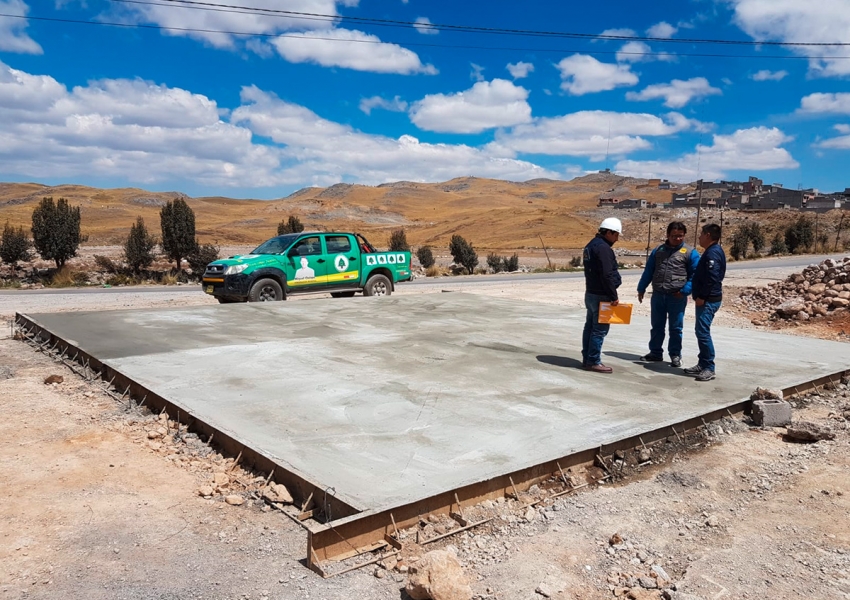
[277,215,304,235]
[388,229,410,252]
[31,197,82,268]
[784,217,814,253]
[729,228,749,261]
[503,253,519,272]
[0,222,32,264]
[160,198,197,271]
[124,217,157,273]
[416,245,435,268]
[449,234,478,275]
[187,242,220,279]
[748,222,766,254]
[769,232,787,255]
[487,252,504,273]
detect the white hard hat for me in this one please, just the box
[599,217,622,234]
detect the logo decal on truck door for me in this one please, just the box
[334,255,349,272]
[366,256,377,266]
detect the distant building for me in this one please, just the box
[614,198,647,209]
[598,197,620,207]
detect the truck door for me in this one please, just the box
[323,234,361,290]
[284,235,329,291]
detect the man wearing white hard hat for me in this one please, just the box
[581,217,623,373]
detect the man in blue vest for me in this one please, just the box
[636,221,700,368]
[582,217,623,373]
[685,223,726,382]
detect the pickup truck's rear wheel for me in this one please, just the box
[248,278,284,302]
[330,291,356,298]
[363,274,391,297]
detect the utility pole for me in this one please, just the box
[835,213,844,252]
[646,214,653,260]
[694,179,703,247]
[719,207,724,246]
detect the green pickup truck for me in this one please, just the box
[202,232,412,303]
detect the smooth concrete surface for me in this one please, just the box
[23,294,850,513]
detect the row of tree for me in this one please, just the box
[728,216,826,260]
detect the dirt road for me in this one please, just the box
[1,263,849,600]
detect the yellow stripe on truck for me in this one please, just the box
[326,271,359,283]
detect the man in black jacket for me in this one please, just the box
[684,223,726,382]
[582,217,622,373]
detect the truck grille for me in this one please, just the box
[204,264,225,277]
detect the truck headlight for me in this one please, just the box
[224,264,248,275]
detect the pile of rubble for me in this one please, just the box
[737,257,850,322]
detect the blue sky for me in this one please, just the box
[1,0,849,198]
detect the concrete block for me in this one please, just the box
[752,399,792,427]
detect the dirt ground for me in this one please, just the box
[1,259,849,600]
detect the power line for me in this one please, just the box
[5,12,850,61]
[109,0,850,47]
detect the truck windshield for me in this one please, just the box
[251,234,300,255]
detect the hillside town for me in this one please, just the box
[600,175,850,212]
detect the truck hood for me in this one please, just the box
[209,255,281,267]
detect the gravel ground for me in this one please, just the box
[2,258,849,600]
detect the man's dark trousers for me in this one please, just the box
[648,292,687,359]
[582,292,610,366]
[695,301,722,372]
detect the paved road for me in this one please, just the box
[0,253,844,296]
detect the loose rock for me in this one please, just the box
[405,549,472,600]
[785,421,836,442]
[44,374,63,385]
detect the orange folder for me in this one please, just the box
[598,302,633,325]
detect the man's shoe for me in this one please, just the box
[584,363,613,373]
[695,369,716,382]
[683,364,701,375]
[670,356,682,368]
[640,353,664,362]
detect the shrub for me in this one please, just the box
[94,254,119,273]
[124,217,157,273]
[31,197,82,268]
[784,217,814,253]
[503,253,519,272]
[749,222,766,254]
[187,243,220,279]
[425,265,441,277]
[729,226,750,261]
[486,252,504,273]
[769,232,787,255]
[388,229,410,252]
[449,234,478,275]
[160,198,197,271]
[569,255,582,268]
[416,245,435,268]
[50,266,88,288]
[277,215,305,235]
[0,221,31,263]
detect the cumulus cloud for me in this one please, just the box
[752,69,788,81]
[0,61,557,189]
[272,29,437,74]
[409,79,532,134]
[616,41,676,63]
[727,0,850,77]
[491,110,707,160]
[815,124,850,149]
[471,63,485,81]
[616,127,799,180]
[557,54,639,95]
[626,77,721,108]
[359,95,408,115]
[646,21,677,38]
[506,61,534,79]
[413,17,438,35]
[0,0,42,54]
[598,28,637,39]
[798,92,850,115]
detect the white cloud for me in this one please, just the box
[359,95,408,115]
[626,77,721,108]
[599,28,637,39]
[798,92,850,115]
[556,54,639,95]
[0,0,42,54]
[751,69,788,81]
[470,63,485,81]
[409,79,532,134]
[0,60,557,189]
[506,61,534,79]
[272,28,436,74]
[616,41,676,63]
[616,127,798,180]
[815,124,850,149]
[728,0,850,77]
[646,21,677,38]
[491,110,707,159]
[413,17,438,35]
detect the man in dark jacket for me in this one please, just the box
[636,221,700,368]
[684,223,726,382]
[582,217,622,373]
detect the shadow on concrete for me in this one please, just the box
[604,351,644,362]
[536,355,584,369]
[605,351,694,377]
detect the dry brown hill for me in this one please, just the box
[0,174,677,251]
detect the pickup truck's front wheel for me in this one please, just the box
[363,274,391,297]
[249,278,284,302]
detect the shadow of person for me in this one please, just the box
[537,355,584,369]
[603,351,694,376]
[604,351,643,362]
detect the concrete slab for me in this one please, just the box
[22,294,850,514]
